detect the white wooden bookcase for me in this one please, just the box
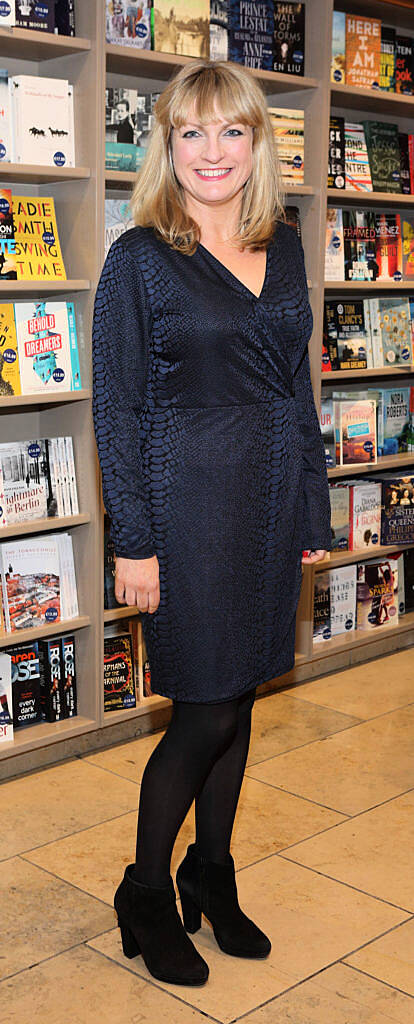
[0,0,413,779]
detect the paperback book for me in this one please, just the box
[210,0,228,61]
[335,398,377,466]
[228,0,274,70]
[313,572,331,642]
[15,0,55,32]
[153,1,210,58]
[9,75,75,167]
[349,481,381,550]
[356,557,399,631]
[273,2,305,77]
[344,123,372,191]
[331,10,345,84]
[330,564,357,636]
[363,120,401,193]
[104,632,136,711]
[7,640,42,729]
[379,475,414,546]
[0,653,13,743]
[0,303,21,397]
[267,107,304,184]
[395,36,413,95]
[14,300,81,394]
[12,195,66,281]
[328,116,345,190]
[329,484,349,550]
[374,212,402,281]
[325,208,344,280]
[106,0,151,49]
[345,14,381,90]
[380,25,396,92]
[343,208,377,281]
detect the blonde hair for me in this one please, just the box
[130,60,286,254]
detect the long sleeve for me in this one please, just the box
[92,238,155,559]
[291,235,332,552]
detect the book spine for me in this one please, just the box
[38,637,64,722]
[0,546,11,632]
[409,135,414,193]
[66,302,82,390]
[58,436,70,515]
[64,435,79,514]
[0,463,7,528]
[60,633,77,717]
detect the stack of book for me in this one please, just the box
[0,631,77,744]
[0,531,79,633]
[322,296,414,371]
[327,475,414,550]
[0,74,75,167]
[331,12,413,93]
[0,190,67,283]
[321,390,414,467]
[104,618,154,712]
[0,435,79,527]
[0,299,81,395]
[325,208,414,282]
[328,118,414,194]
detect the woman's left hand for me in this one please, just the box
[301,549,328,565]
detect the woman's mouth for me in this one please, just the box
[194,168,232,179]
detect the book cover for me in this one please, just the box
[0,70,11,162]
[330,564,356,636]
[336,398,377,466]
[104,512,117,609]
[395,35,413,95]
[331,10,345,84]
[61,633,77,717]
[363,297,374,367]
[313,572,331,642]
[210,0,228,61]
[267,107,304,184]
[0,1,15,25]
[380,25,396,92]
[325,208,344,280]
[345,14,381,90]
[320,397,335,469]
[54,0,75,36]
[10,75,75,167]
[104,198,134,258]
[402,215,414,278]
[349,481,381,550]
[0,188,14,240]
[344,123,373,191]
[0,534,61,631]
[7,640,42,728]
[284,205,301,237]
[12,195,66,281]
[374,212,402,281]
[105,88,158,172]
[323,300,339,369]
[328,116,345,190]
[403,547,414,612]
[335,299,368,371]
[0,303,21,397]
[378,297,412,366]
[356,557,399,630]
[399,133,412,195]
[38,636,64,721]
[15,0,54,32]
[343,208,377,281]
[106,0,151,48]
[14,300,77,394]
[153,0,209,58]
[0,437,58,525]
[64,435,79,514]
[104,632,136,711]
[228,0,273,70]
[381,387,411,455]
[380,475,414,546]
[409,134,414,193]
[329,484,349,550]
[273,2,305,77]
[363,120,401,193]
[0,653,13,743]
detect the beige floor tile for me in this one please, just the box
[1,943,210,1024]
[81,731,163,783]
[282,648,414,720]
[0,759,139,861]
[283,791,414,912]
[24,776,345,904]
[88,854,407,1024]
[345,917,414,995]
[246,705,414,815]
[247,692,361,766]
[240,962,414,1024]
[0,857,113,981]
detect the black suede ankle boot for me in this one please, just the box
[176,844,271,959]
[114,863,209,985]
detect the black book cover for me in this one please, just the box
[228,0,274,70]
[328,116,345,190]
[61,633,77,717]
[323,301,339,370]
[313,575,331,641]
[38,636,64,722]
[104,633,136,712]
[380,25,395,92]
[104,513,117,609]
[55,0,75,36]
[363,120,401,193]
[273,2,305,77]
[15,0,55,32]
[343,209,378,281]
[380,476,414,546]
[8,640,42,729]
[395,36,413,95]
[403,547,414,612]
[399,133,411,196]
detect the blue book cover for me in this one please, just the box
[15,0,55,32]
[228,0,274,70]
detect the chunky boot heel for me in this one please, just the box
[118,917,141,959]
[179,888,202,934]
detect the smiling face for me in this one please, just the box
[170,104,254,209]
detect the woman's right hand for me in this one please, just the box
[115,555,160,613]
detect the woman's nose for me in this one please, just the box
[200,134,224,162]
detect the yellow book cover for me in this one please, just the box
[0,304,21,397]
[12,196,66,281]
[346,15,381,90]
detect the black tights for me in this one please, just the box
[133,687,256,887]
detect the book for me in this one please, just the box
[9,75,75,168]
[335,398,377,466]
[325,208,344,280]
[320,397,335,469]
[106,0,151,48]
[38,636,64,721]
[105,89,159,172]
[395,35,413,95]
[329,484,349,550]
[0,303,21,397]
[273,2,305,77]
[403,547,414,612]
[0,653,13,743]
[104,198,134,258]
[380,25,396,92]
[330,564,357,636]
[15,0,55,32]
[363,120,401,193]
[54,0,76,36]
[0,1,15,26]
[377,298,412,367]
[374,212,402,281]
[12,195,66,281]
[14,300,81,394]
[0,70,11,163]
[267,107,304,184]
[153,1,209,58]
[7,640,42,728]
[313,572,331,642]
[329,299,368,371]
[61,633,77,717]
[379,475,414,546]
[381,387,411,455]
[210,0,228,61]
[284,205,301,237]
[104,632,136,711]
[0,187,13,240]
[0,437,58,526]
[104,512,117,609]
[349,481,381,550]
[0,531,77,631]
[328,116,345,190]
[343,208,377,281]
[228,0,273,70]
[399,134,412,196]
[402,216,414,278]
[331,10,345,84]
[344,123,373,191]
[345,14,381,90]
[356,556,399,631]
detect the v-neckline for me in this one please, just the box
[196,239,272,301]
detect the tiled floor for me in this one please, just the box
[2,647,414,1023]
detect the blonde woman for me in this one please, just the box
[92,59,330,988]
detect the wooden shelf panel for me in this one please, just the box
[0,163,90,184]
[103,696,170,725]
[316,542,414,572]
[322,367,414,380]
[0,615,90,648]
[328,453,414,478]
[0,390,92,409]
[0,715,97,761]
[0,280,90,296]
[0,26,90,59]
[313,609,414,658]
[325,280,414,291]
[104,606,140,622]
[0,514,90,539]
[331,82,414,116]
[327,188,414,206]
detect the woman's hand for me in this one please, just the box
[115,555,160,613]
[301,549,328,565]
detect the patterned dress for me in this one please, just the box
[92,220,332,702]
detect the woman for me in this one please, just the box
[92,59,331,988]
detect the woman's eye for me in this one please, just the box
[225,129,243,136]
[182,130,200,138]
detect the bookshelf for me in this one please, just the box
[1,0,413,779]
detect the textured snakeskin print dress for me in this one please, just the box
[92,220,332,702]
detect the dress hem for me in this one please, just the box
[149,654,296,704]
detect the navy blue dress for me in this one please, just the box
[92,220,332,702]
